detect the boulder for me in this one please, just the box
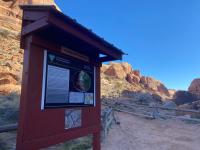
[104,62,132,79]
[173,90,198,105]
[132,70,141,78]
[188,78,200,96]
[126,73,140,84]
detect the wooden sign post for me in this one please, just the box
[16,5,124,150]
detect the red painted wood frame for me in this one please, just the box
[16,35,101,150]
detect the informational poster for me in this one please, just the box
[69,92,84,103]
[65,109,82,129]
[42,50,95,108]
[46,66,70,104]
[84,93,94,104]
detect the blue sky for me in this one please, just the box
[55,0,200,90]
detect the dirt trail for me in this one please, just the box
[101,112,200,150]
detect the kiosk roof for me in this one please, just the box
[20,5,125,62]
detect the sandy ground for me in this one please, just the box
[1,112,200,150]
[101,112,200,150]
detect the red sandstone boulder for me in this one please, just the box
[126,72,140,84]
[132,70,141,78]
[188,78,200,96]
[104,62,132,79]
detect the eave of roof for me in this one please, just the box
[20,5,125,61]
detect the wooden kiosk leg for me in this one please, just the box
[93,132,101,150]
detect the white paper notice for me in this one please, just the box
[84,93,94,104]
[69,92,84,103]
[46,65,70,104]
[65,109,82,129]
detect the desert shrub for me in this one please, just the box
[42,135,92,150]
[60,136,92,150]
[115,81,123,89]
[0,93,20,125]
[16,32,21,41]
[104,75,111,81]
[0,139,9,150]
[0,30,10,38]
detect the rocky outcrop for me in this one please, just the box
[168,79,200,106]
[0,0,58,94]
[168,89,176,98]
[104,62,132,79]
[126,70,141,84]
[140,76,170,97]
[188,78,200,96]
[126,73,140,84]
[101,62,170,99]
[173,90,198,105]
[0,0,22,32]
[0,29,23,94]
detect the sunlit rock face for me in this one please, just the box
[0,0,59,94]
[188,78,200,97]
[101,62,171,99]
[0,0,22,32]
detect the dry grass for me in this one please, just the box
[0,93,92,150]
[41,135,92,150]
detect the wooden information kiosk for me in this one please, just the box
[17,5,124,150]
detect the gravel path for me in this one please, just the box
[101,112,200,150]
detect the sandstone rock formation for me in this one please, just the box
[0,29,23,94]
[101,62,170,99]
[104,62,132,79]
[0,0,22,32]
[126,72,140,84]
[140,76,170,97]
[188,78,200,96]
[0,0,58,94]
